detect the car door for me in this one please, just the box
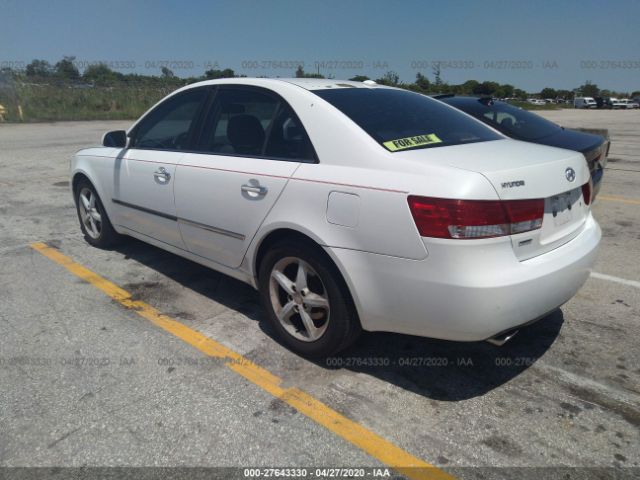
[174,85,317,268]
[113,87,209,248]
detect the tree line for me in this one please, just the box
[2,57,638,100]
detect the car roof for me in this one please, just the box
[181,77,381,91]
[279,78,379,90]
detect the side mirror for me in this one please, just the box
[102,130,128,148]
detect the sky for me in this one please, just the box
[1,0,639,93]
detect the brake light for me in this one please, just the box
[581,181,592,205]
[407,196,544,239]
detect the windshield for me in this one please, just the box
[442,97,562,141]
[313,88,502,152]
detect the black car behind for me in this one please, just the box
[435,95,609,197]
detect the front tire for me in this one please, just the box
[258,240,361,357]
[75,180,121,248]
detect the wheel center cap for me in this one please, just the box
[293,293,303,304]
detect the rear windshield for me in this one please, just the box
[313,88,502,152]
[442,97,562,141]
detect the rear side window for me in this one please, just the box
[443,98,561,141]
[196,87,316,161]
[132,88,207,150]
[313,88,502,152]
[263,105,316,161]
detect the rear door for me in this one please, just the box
[114,87,209,248]
[174,86,317,268]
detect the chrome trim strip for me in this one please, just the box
[113,198,245,241]
[112,198,178,221]
[178,217,245,241]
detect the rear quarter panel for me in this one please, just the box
[244,160,499,276]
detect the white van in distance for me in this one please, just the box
[574,97,597,109]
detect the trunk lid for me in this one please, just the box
[399,139,592,260]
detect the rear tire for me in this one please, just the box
[75,179,121,248]
[258,240,361,358]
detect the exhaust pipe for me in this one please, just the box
[486,329,519,346]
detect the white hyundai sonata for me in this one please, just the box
[71,78,601,357]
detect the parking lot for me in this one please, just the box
[1,110,639,479]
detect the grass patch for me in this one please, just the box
[0,81,576,123]
[0,82,177,122]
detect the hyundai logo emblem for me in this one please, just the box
[565,167,576,182]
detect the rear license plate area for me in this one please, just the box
[551,192,572,226]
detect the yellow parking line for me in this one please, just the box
[598,195,640,205]
[30,241,454,480]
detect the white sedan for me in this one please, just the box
[71,78,601,357]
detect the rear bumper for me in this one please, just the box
[330,214,601,341]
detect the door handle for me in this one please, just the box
[153,167,171,184]
[241,183,268,196]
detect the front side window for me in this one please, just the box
[483,110,518,127]
[196,87,316,161]
[313,88,502,152]
[132,88,208,150]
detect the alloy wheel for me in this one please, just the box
[78,187,102,239]
[269,257,330,342]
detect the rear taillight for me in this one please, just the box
[581,181,592,205]
[407,196,544,239]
